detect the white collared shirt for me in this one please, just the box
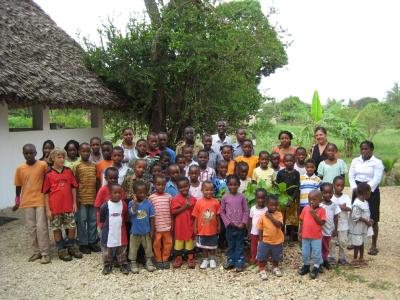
[348,155,384,192]
[211,134,232,155]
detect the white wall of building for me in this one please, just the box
[0,103,103,209]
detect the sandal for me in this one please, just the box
[368,248,378,255]
[350,259,360,268]
[358,259,368,267]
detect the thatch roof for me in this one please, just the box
[0,0,124,108]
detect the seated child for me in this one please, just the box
[294,147,307,175]
[171,177,197,268]
[188,165,203,200]
[252,151,274,187]
[257,195,284,280]
[197,149,216,182]
[237,161,252,194]
[100,183,129,275]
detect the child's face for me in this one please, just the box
[183,148,193,162]
[158,134,168,149]
[322,186,333,202]
[90,139,101,154]
[227,178,240,194]
[110,186,122,202]
[188,168,200,183]
[279,133,291,148]
[135,186,147,201]
[267,199,278,213]
[217,161,228,177]
[184,128,195,142]
[53,154,65,168]
[151,165,162,177]
[154,177,166,194]
[102,145,113,160]
[296,150,307,164]
[255,192,266,208]
[147,135,158,151]
[177,158,186,171]
[238,167,248,180]
[270,154,280,168]
[222,147,232,161]
[242,141,253,157]
[236,129,246,144]
[202,182,214,199]
[160,156,170,168]
[23,146,37,165]
[202,136,212,151]
[178,180,190,197]
[168,166,180,181]
[309,193,321,208]
[122,129,134,144]
[106,171,118,185]
[333,179,344,194]
[134,161,147,178]
[112,150,123,165]
[259,153,269,169]
[197,152,208,168]
[136,141,147,157]
[305,163,316,176]
[359,191,371,201]
[284,156,295,170]
[326,146,337,160]
[67,144,78,160]
[43,143,53,158]
[80,144,91,162]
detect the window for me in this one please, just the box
[49,109,91,129]
[8,108,34,131]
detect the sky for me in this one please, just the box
[35,0,400,103]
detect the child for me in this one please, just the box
[188,165,203,200]
[252,151,274,187]
[176,154,187,177]
[331,176,352,265]
[128,181,156,273]
[198,149,216,182]
[248,188,268,264]
[276,153,300,246]
[147,132,161,158]
[102,146,132,185]
[257,195,284,280]
[317,143,347,183]
[171,177,197,268]
[96,141,113,184]
[149,175,173,269]
[14,144,50,264]
[159,151,171,172]
[202,134,218,170]
[100,183,129,275]
[234,139,258,178]
[39,140,55,165]
[319,183,340,270]
[237,161,252,193]
[122,159,150,201]
[183,145,199,176]
[192,181,221,269]
[221,174,249,272]
[349,183,373,267]
[165,164,180,197]
[294,147,307,176]
[299,159,321,213]
[64,140,80,170]
[270,152,282,175]
[89,137,103,163]
[298,190,326,279]
[220,145,235,175]
[120,127,135,165]
[43,148,82,261]
[212,160,228,197]
[151,161,163,178]
[158,132,176,164]
[75,142,100,254]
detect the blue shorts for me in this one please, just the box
[256,241,283,262]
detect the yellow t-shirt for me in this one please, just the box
[257,211,284,245]
[234,155,259,178]
[14,160,48,208]
[252,166,274,187]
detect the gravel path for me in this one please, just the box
[1,187,399,300]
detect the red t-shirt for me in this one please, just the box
[299,206,327,239]
[171,194,196,241]
[42,167,78,215]
[192,198,220,236]
[95,185,126,227]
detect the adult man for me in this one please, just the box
[176,127,203,157]
[211,121,232,156]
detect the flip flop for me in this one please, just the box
[350,260,360,268]
[368,248,379,256]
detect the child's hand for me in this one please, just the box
[332,229,338,237]
[310,209,317,217]
[73,203,78,213]
[339,203,347,211]
[237,223,245,229]
[367,219,374,226]
[46,210,53,220]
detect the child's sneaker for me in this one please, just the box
[272,267,283,277]
[223,261,235,270]
[28,253,42,262]
[163,261,171,269]
[102,264,112,275]
[79,245,91,254]
[209,259,217,269]
[131,262,139,274]
[310,267,319,279]
[298,265,310,275]
[155,262,164,269]
[68,244,83,259]
[236,266,244,272]
[173,256,183,268]
[146,259,155,272]
[40,255,51,264]
[89,243,101,253]
[323,260,331,270]
[259,270,268,280]
[120,264,130,275]
[200,259,209,269]
[58,248,72,262]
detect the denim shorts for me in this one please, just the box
[256,241,283,262]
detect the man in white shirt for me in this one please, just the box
[212,121,232,157]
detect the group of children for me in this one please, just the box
[14,128,373,280]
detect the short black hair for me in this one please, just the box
[122,127,133,134]
[259,151,270,157]
[320,182,333,192]
[160,151,171,159]
[133,180,147,193]
[255,188,267,198]
[151,161,162,171]
[278,130,293,140]
[188,164,200,172]
[42,140,55,150]
[201,180,213,189]
[305,159,316,166]
[176,176,189,186]
[236,161,249,170]
[357,182,371,196]
[147,132,158,139]
[175,154,186,162]
[283,153,295,161]
[326,143,338,151]
[242,139,253,145]
[153,174,166,183]
[296,147,307,153]
[101,141,113,148]
[226,174,240,184]
[197,149,209,157]
[360,140,374,151]
[80,142,90,148]
[220,145,233,152]
[109,182,122,192]
[267,194,278,203]
[333,176,345,184]
[105,166,118,177]
[113,145,124,153]
[90,136,101,143]
[136,138,147,145]
[202,133,212,140]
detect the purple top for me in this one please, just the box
[220,193,249,227]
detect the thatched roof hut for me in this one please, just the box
[0,0,123,108]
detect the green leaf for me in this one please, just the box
[277,182,287,193]
[310,90,323,122]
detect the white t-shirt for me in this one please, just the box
[107,200,123,247]
[249,206,268,235]
[320,201,341,236]
[189,184,203,200]
[332,194,352,231]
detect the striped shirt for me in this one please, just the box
[149,192,172,232]
[299,174,321,207]
[75,161,97,205]
[199,167,216,183]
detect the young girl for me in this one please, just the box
[171,177,197,268]
[192,181,221,269]
[120,127,135,165]
[64,139,80,170]
[331,176,352,265]
[212,160,228,197]
[294,147,307,176]
[159,151,171,172]
[220,145,235,175]
[188,165,203,200]
[248,188,268,264]
[270,152,282,175]
[197,150,216,182]
[175,154,187,177]
[350,183,373,267]
[89,137,103,163]
[234,139,258,178]
[276,153,300,246]
[221,175,249,272]
[252,151,274,187]
[237,162,252,194]
[317,143,347,183]
[39,140,55,165]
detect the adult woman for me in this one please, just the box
[272,130,297,167]
[310,126,329,170]
[120,127,136,165]
[349,141,384,255]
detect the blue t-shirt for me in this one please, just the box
[165,180,178,197]
[164,147,176,164]
[212,176,227,197]
[128,199,155,235]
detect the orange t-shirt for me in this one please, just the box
[234,155,259,177]
[96,160,112,183]
[192,198,220,236]
[257,211,284,245]
[14,160,48,208]
[227,160,236,175]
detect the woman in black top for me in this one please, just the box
[310,126,329,170]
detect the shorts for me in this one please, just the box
[50,212,76,231]
[196,235,218,250]
[256,241,283,262]
[350,234,367,247]
[174,239,195,251]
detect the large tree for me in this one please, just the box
[84,0,287,143]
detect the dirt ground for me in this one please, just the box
[1,187,399,300]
